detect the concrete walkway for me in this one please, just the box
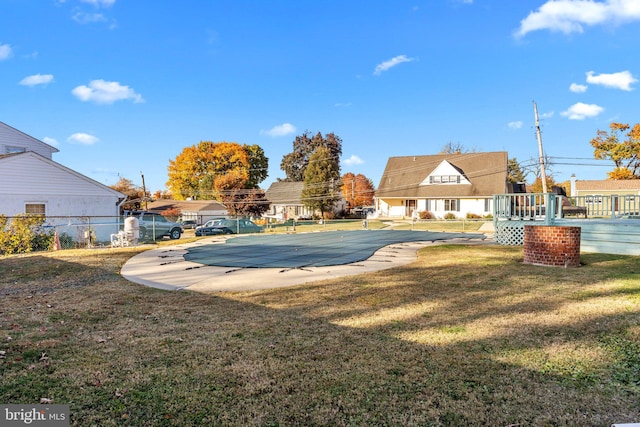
[121,232,490,293]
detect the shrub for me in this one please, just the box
[418,211,433,220]
[161,207,181,222]
[0,214,50,255]
[444,212,457,220]
[466,212,482,219]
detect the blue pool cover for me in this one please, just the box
[183,230,484,268]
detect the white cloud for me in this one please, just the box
[261,123,296,137]
[72,12,107,24]
[42,137,59,147]
[508,121,523,130]
[0,43,12,60]
[79,0,116,7]
[561,102,604,120]
[586,70,637,91]
[19,74,54,87]
[67,133,99,145]
[374,55,415,75]
[569,82,588,93]
[515,0,640,38]
[72,80,144,104]
[343,155,364,166]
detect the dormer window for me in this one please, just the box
[421,160,470,186]
[429,175,461,184]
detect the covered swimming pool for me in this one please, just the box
[184,230,485,268]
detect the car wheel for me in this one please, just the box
[139,227,146,240]
[169,228,181,240]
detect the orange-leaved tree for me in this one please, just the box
[167,142,261,200]
[340,172,375,209]
[590,122,640,179]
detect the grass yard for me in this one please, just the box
[1,244,639,426]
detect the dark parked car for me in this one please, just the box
[195,219,263,236]
[194,219,222,236]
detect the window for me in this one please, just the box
[6,146,26,154]
[429,175,461,184]
[585,195,602,204]
[444,199,459,211]
[484,198,492,212]
[25,203,46,215]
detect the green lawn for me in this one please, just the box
[1,244,638,426]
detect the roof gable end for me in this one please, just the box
[420,160,470,186]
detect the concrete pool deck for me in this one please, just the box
[121,230,489,292]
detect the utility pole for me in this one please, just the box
[141,172,148,210]
[533,101,548,194]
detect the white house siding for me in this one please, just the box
[1,152,124,220]
[1,194,121,218]
[0,122,58,159]
[378,198,491,218]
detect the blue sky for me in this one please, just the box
[1,0,639,193]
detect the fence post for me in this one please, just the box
[544,193,554,226]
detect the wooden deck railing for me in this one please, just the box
[493,193,640,223]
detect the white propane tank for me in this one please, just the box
[124,216,140,244]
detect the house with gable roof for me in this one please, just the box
[264,181,314,220]
[145,199,229,223]
[0,121,125,219]
[375,151,508,218]
[570,175,640,215]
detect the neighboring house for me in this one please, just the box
[264,181,347,220]
[145,199,228,223]
[264,181,314,220]
[0,121,126,243]
[571,175,640,197]
[375,152,508,218]
[570,175,640,214]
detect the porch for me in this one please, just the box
[493,193,640,256]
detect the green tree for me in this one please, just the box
[507,158,527,183]
[590,122,640,179]
[244,144,269,188]
[280,131,342,182]
[300,146,341,218]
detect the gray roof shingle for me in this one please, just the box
[376,152,508,198]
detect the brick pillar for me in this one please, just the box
[523,225,581,267]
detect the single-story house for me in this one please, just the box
[264,181,314,220]
[571,175,640,197]
[570,175,640,214]
[375,151,508,218]
[145,199,228,224]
